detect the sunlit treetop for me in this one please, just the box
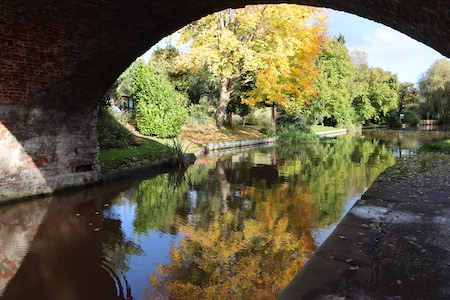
[172,4,327,126]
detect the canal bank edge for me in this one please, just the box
[102,137,279,183]
[0,136,278,203]
[280,152,450,299]
[314,128,348,137]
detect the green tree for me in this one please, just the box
[418,58,450,123]
[311,35,355,126]
[151,46,219,106]
[350,64,373,123]
[175,5,326,128]
[351,65,399,124]
[398,81,420,112]
[131,61,188,138]
[367,68,399,122]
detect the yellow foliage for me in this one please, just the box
[147,180,318,299]
[174,4,327,112]
[243,5,328,111]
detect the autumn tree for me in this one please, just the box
[175,5,326,128]
[418,58,450,122]
[243,6,327,126]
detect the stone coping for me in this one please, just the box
[206,136,278,152]
[314,128,348,137]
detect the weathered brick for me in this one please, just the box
[0,105,100,200]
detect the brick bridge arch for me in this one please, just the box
[1,0,449,200]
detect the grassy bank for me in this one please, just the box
[420,139,450,153]
[99,117,346,175]
[99,124,266,175]
[99,138,172,174]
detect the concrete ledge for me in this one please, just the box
[0,171,101,202]
[206,137,278,152]
[314,129,347,137]
[362,125,388,129]
[101,160,173,183]
[101,137,277,185]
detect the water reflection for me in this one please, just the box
[2,129,449,299]
[136,135,396,299]
[0,186,135,300]
[363,128,450,157]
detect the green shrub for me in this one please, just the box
[385,111,403,128]
[256,126,275,136]
[278,110,312,132]
[277,125,320,145]
[132,62,188,138]
[97,107,137,150]
[404,111,421,126]
[245,108,273,127]
[186,103,214,125]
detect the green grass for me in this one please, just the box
[310,125,340,133]
[99,138,172,174]
[277,125,320,145]
[419,139,450,154]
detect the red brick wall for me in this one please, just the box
[0,105,100,200]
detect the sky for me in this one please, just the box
[326,9,446,84]
[144,7,447,85]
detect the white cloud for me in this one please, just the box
[327,9,447,83]
[359,27,423,55]
[349,26,445,83]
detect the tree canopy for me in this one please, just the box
[174,4,327,127]
[351,64,399,124]
[310,35,354,126]
[418,58,450,122]
[398,81,420,112]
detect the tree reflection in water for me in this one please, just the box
[134,135,396,299]
[0,132,406,300]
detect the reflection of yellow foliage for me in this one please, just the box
[242,183,316,247]
[148,201,315,299]
[146,135,397,299]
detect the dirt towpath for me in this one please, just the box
[280,152,450,299]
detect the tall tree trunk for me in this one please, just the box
[271,104,278,132]
[215,79,232,128]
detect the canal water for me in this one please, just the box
[1,129,449,300]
